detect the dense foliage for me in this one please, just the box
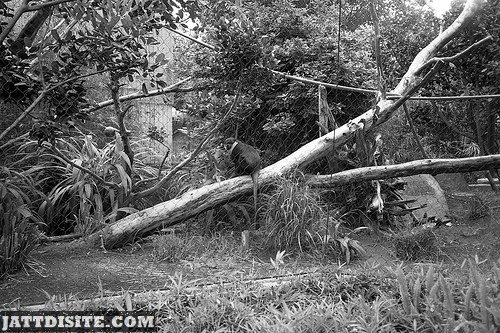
[0,0,200,275]
[178,0,377,163]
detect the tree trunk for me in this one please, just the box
[80,0,485,249]
[305,154,500,187]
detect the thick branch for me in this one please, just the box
[84,77,194,113]
[0,0,28,45]
[377,62,443,125]
[306,154,500,187]
[394,0,485,92]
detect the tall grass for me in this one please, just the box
[260,175,325,252]
[259,175,365,263]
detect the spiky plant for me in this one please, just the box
[0,166,42,277]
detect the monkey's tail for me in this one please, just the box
[251,170,260,229]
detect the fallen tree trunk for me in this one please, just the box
[80,0,485,249]
[306,154,500,187]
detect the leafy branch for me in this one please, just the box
[0,68,113,142]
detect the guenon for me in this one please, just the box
[225,137,261,228]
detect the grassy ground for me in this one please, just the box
[6,230,499,333]
[2,174,500,332]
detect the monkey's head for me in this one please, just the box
[224,137,237,150]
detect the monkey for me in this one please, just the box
[224,137,261,228]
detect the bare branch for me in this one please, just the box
[131,82,242,200]
[418,35,493,75]
[85,77,195,113]
[0,92,47,142]
[165,27,218,50]
[395,0,486,92]
[378,62,444,125]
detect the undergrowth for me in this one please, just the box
[392,226,440,262]
[150,232,249,264]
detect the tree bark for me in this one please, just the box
[80,0,486,249]
[305,154,500,187]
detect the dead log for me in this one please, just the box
[79,0,485,249]
[4,271,322,311]
[40,233,83,243]
[306,154,500,187]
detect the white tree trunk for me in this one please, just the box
[306,154,500,187]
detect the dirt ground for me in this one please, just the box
[1,173,499,308]
[433,173,500,264]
